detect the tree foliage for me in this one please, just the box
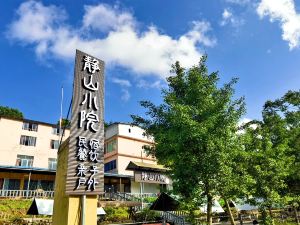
[132,56,245,225]
[241,90,300,224]
[0,106,23,120]
[57,118,70,128]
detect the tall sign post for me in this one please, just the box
[53,50,104,225]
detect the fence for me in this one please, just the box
[0,190,54,198]
[98,192,158,202]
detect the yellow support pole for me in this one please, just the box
[52,139,97,225]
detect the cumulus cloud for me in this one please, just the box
[220,8,244,27]
[82,4,135,32]
[257,0,300,49]
[120,89,130,102]
[111,78,131,87]
[237,118,258,134]
[7,1,216,79]
[110,77,132,101]
[137,79,166,89]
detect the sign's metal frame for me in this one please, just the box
[65,50,104,195]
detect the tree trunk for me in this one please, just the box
[268,207,274,225]
[207,193,213,225]
[294,206,300,225]
[224,198,236,225]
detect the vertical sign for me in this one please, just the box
[66,50,104,195]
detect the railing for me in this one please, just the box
[0,190,158,201]
[0,190,54,198]
[162,211,187,225]
[128,192,158,199]
[99,192,158,202]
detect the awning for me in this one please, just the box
[199,200,225,213]
[97,207,106,215]
[126,161,168,173]
[27,198,53,215]
[149,192,179,211]
[0,165,56,175]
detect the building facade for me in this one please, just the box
[0,117,170,195]
[104,123,168,194]
[0,116,69,191]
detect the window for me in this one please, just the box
[16,155,34,167]
[52,127,63,136]
[40,180,54,191]
[4,179,21,190]
[104,160,117,172]
[20,135,36,146]
[48,158,57,170]
[105,140,117,154]
[22,122,38,131]
[50,140,60,149]
[23,180,39,190]
[128,128,131,133]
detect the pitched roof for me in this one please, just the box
[126,161,168,172]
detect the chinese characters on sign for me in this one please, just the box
[66,50,104,195]
[134,171,168,184]
[75,137,100,190]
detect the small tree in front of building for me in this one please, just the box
[0,106,23,120]
[132,56,245,225]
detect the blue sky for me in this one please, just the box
[0,0,300,124]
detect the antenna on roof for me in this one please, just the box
[59,86,63,140]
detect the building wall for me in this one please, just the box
[0,119,167,193]
[0,117,69,169]
[104,123,156,175]
[117,136,154,159]
[117,155,155,176]
[130,181,160,194]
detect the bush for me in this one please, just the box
[134,208,162,222]
[104,206,130,223]
[143,196,158,203]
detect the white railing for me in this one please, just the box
[0,190,54,198]
[163,211,187,225]
[99,192,158,202]
[127,192,158,199]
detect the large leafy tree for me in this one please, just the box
[0,106,23,120]
[263,91,300,196]
[263,91,300,224]
[241,91,299,225]
[132,57,245,225]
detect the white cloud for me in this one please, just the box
[7,1,216,79]
[111,77,131,101]
[111,78,131,87]
[82,4,135,32]
[220,8,244,27]
[121,89,130,102]
[7,0,66,57]
[137,79,165,89]
[238,117,252,126]
[237,118,258,134]
[257,0,300,49]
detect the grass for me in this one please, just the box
[0,199,32,219]
[274,219,298,225]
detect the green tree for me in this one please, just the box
[132,56,245,225]
[241,91,299,225]
[0,106,23,120]
[262,91,300,225]
[57,118,70,128]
